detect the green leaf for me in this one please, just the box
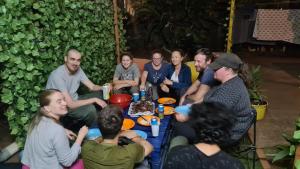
[20,116,29,124]
[11,127,19,135]
[294,130,300,140]
[1,89,13,104]
[33,2,40,9]
[290,145,296,156]
[272,148,290,163]
[0,54,9,62]
[26,63,34,71]
[16,97,26,111]
[12,32,26,42]
[295,160,300,169]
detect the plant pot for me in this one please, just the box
[252,102,268,120]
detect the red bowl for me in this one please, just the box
[109,94,132,109]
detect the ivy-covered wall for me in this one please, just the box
[0,0,125,146]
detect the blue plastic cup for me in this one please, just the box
[133,93,139,102]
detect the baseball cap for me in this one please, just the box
[209,53,243,70]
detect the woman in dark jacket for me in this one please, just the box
[159,49,191,100]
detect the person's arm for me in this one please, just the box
[179,80,200,105]
[120,130,153,157]
[53,125,87,167]
[131,136,153,157]
[182,80,200,97]
[62,91,106,109]
[82,79,102,91]
[188,84,210,103]
[140,71,148,90]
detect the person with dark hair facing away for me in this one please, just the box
[22,89,88,169]
[179,48,219,105]
[113,52,140,94]
[164,102,245,169]
[159,49,191,99]
[82,105,153,169]
[140,49,169,100]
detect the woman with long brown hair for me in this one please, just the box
[22,89,88,169]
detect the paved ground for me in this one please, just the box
[241,51,300,169]
[1,50,300,169]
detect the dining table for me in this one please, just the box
[123,101,175,169]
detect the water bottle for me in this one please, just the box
[147,83,153,101]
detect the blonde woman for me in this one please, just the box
[22,89,88,169]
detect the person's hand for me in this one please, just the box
[65,128,77,140]
[77,125,88,139]
[119,130,138,139]
[106,83,113,92]
[175,113,189,122]
[128,80,138,86]
[95,98,107,108]
[179,96,186,106]
[161,84,169,93]
[140,84,145,91]
[163,78,173,85]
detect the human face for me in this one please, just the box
[152,53,162,66]
[121,55,132,69]
[44,92,68,119]
[64,51,81,74]
[194,53,210,72]
[171,51,183,66]
[213,67,228,82]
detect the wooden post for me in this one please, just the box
[226,0,235,52]
[113,0,121,63]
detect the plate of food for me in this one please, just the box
[121,118,135,130]
[155,106,175,115]
[128,100,155,117]
[137,115,160,126]
[157,97,176,105]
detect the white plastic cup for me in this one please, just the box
[102,84,110,100]
[151,123,159,137]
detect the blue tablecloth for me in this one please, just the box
[123,107,173,169]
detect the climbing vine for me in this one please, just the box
[0,0,126,147]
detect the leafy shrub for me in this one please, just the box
[0,0,125,147]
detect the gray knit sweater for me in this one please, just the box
[22,117,81,169]
[204,76,254,140]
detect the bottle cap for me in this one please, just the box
[151,118,158,125]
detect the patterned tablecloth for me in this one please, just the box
[253,9,300,44]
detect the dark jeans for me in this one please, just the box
[61,91,103,132]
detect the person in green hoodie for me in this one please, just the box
[82,105,153,169]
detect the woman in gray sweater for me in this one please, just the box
[22,89,88,169]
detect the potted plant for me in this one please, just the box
[248,65,268,120]
[272,118,300,169]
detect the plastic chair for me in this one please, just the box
[185,61,199,83]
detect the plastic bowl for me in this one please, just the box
[86,128,102,140]
[175,105,191,116]
[109,94,132,109]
